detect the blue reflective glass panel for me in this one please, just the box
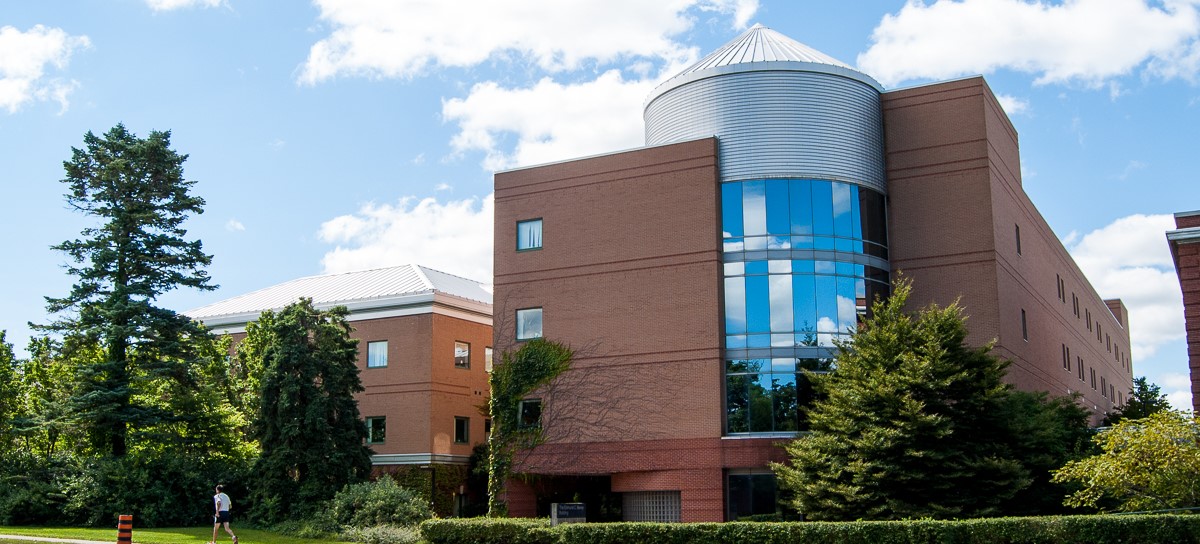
[766,180,790,235]
[769,273,793,333]
[832,182,854,238]
[749,373,774,432]
[815,275,838,346]
[811,181,833,236]
[772,373,798,432]
[722,182,743,238]
[743,180,766,237]
[792,274,816,337]
[837,276,857,333]
[746,275,769,333]
[790,179,813,236]
[724,277,746,335]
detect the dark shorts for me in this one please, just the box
[216,511,231,523]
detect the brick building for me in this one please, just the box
[492,24,1132,522]
[186,264,492,514]
[1168,211,1200,414]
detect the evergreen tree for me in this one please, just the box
[246,299,372,523]
[1103,376,1172,425]
[773,278,1027,520]
[0,332,17,454]
[37,124,215,457]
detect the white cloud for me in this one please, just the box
[145,0,223,11]
[994,93,1029,116]
[1066,214,1184,360]
[298,0,755,84]
[434,183,451,191]
[318,194,494,282]
[1115,159,1147,180]
[1167,389,1193,411]
[0,25,90,114]
[442,70,664,170]
[859,0,1200,88]
[1162,372,1193,390]
[225,219,245,232]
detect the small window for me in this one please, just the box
[516,308,543,340]
[1106,334,1111,353]
[1062,344,1070,371]
[518,399,542,429]
[1072,294,1079,317]
[517,219,543,251]
[1015,224,1022,255]
[366,417,386,444]
[1086,309,1092,331]
[484,418,492,436]
[454,341,470,369]
[454,416,470,444]
[1077,357,1084,381]
[1090,367,1096,390]
[367,341,388,368]
[1021,309,1028,341]
[485,346,494,372]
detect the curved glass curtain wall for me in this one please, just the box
[722,179,889,434]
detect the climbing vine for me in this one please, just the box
[486,338,573,517]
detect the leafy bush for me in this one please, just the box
[421,518,554,544]
[420,515,1200,544]
[339,524,423,544]
[0,452,72,525]
[328,476,433,528]
[271,518,339,539]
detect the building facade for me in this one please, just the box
[493,25,1133,522]
[186,264,493,515]
[1168,211,1200,414]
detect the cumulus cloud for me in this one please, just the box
[1066,214,1184,361]
[145,0,223,11]
[0,25,90,114]
[225,219,245,232]
[318,194,494,282]
[298,0,755,84]
[859,0,1200,88]
[442,70,663,170]
[994,93,1029,116]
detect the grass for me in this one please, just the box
[0,526,351,544]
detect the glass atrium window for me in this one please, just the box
[517,308,543,340]
[367,340,388,368]
[517,219,543,250]
[720,178,889,435]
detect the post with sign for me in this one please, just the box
[551,502,586,526]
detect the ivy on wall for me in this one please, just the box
[486,338,573,516]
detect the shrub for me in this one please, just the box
[420,515,1200,544]
[420,518,554,544]
[339,524,423,544]
[270,518,338,539]
[328,476,433,528]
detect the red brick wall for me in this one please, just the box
[883,77,1133,421]
[494,138,751,521]
[1171,213,1200,413]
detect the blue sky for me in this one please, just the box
[2,0,1196,409]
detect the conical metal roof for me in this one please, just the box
[645,23,881,107]
[676,23,853,76]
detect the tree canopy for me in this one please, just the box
[245,298,373,523]
[773,278,1091,520]
[38,124,217,457]
[1054,410,1200,512]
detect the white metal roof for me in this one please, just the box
[185,264,492,321]
[676,23,853,77]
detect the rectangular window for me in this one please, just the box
[1062,344,1070,371]
[1072,294,1080,317]
[1101,377,1107,398]
[454,416,470,444]
[484,418,492,436]
[367,340,388,368]
[1098,324,1102,342]
[1090,367,1096,390]
[366,417,386,444]
[1077,357,1085,381]
[1086,309,1092,331]
[517,219,543,250]
[727,472,778,521]
[1021,309,1028,341]
[516,308,543,340]
[454,341,470,369]
[1106,334,1111,353]
[485,346,494,373]
[1015,224,1022,255]
[518,399,542,429]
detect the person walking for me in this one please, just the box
[211,485,237,544]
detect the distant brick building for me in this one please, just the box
[1168,211,1200,414]
[493,24,1132,522]
[187,264,492,515]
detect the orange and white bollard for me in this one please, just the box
[116,514,133,544]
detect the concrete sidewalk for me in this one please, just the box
[0,535,112,544]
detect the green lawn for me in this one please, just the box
[0,527,350,544]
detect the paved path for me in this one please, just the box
[0,535,112,544]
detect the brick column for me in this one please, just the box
[1168,211,1200,414]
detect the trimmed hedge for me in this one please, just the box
[420,515,1200,544]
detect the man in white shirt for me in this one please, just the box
[211,484,237,544]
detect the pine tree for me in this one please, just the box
[38,124,215,457]
[773,278,1027,520]
[1103,376,1172,425]
[246,299,372,523]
